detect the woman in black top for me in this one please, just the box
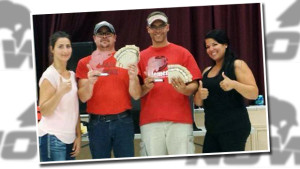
[194,29,259,153]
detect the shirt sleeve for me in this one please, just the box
[39,67,57,89]
[76,58,88,79]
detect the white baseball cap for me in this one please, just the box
[147,11,168,26]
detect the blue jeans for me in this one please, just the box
[88,112,135,158]
[39,134,74,162]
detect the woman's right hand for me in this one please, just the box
[197,80,209,99]
[57,77,72,95]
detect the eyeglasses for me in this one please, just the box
[95,32,113,38]
[149,23,167,30]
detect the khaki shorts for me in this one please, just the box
[140,122,195,156]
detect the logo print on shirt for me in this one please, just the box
[146,56,168,78]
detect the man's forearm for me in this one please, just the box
[129,76,141,100]
[180,80,198,96]
[78,81,94,103]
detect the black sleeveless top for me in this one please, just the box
[202,66,251,133]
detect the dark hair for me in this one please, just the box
[48,31,71,59]
[49,31,71,48]
[204,29,237,79]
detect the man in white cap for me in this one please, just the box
[137,11,202,156]
[76,21,141,158]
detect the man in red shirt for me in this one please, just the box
[76,21,141,158]
[138,11,202,156]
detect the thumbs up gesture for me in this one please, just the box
[197,80,209,99]
[58,77,72,95]
[219,72,234,91]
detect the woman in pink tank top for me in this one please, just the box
[38,31,81,162]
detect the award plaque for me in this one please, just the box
[94,73,109,77]
[154,78,164,82]
[89,50,111,76]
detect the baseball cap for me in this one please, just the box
[94,21,116,35]
[147,11,168,26]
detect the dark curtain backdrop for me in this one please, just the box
[33,3,265,105]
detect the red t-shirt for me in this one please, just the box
[76,54,131,115]
[138,43,202,126]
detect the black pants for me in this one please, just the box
[202,127,250,153]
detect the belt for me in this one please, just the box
[89,110,130,122]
